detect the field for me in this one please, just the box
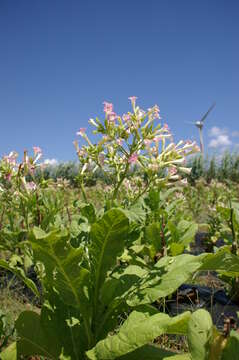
[1,102,239,359]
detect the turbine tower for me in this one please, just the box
[187,103,216,155]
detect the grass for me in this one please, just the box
[0,275,39,350]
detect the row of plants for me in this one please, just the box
[32,152,239,187]
[188,152,239,184]
[1,97,239,359]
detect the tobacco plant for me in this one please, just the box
[74,97,199,205]
[2,208,239,359]
[2,99,239,359]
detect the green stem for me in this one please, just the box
[84,317,94,349]
[111,137,138,202]
[131,180,151,205]
[111,163,129,202]
[80,181,88,203]
[230,201,237,255]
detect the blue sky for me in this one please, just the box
[0,0,238,162]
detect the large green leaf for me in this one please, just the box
[118,344,183,360]
[89,209,129,319]
[0,342,17,360]
[16,311,60,359]
[41,291,89,359]
[221,330,239,360]
[127,250,239,306]
[16,292,89,359]
[29,228,90,314]
[79,203,96,224]
[101,265,148,307]
[167,220,198,256]
[0,259,39,297]
[178,221,198,246]
[127,254,203,306]
[187,309,213,360]
[95,265,149,340]
[122,199,147,223]
[93,265,148,341]
[163,356,191,360]
[86,311,190,360]
[170,243,185,256]
[29,227,92,347]
[145,222,162,255]
[200,248,239,276]
[0,229,27,251]
[90,208,129,286]
[164,356,191,360]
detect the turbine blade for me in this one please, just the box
[185,121,196,125]
[200,102,216,123]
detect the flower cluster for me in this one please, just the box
[74,97,200,201]
[0,147,43,193]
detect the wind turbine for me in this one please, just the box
[187,103,216,155]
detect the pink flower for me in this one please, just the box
[137,109,145,120]
[128,153,138,164]
[77,149,85,157]
[4,151,18,165]
[107,112,117,123]
[181,178,188,185]
[144,139,152,146]
[103,101,113,114]
[128,96,137,108]
[76,128,86,136]
[128,96,137,102]
[169,167,177,176]
[5,173,12,181]
[153,135,163,143]
[122,113,131,122]
[116,138,124,146]
[9,151,18,158]
[33,146,42,155]
[163,124,170,131]
[25,181,37,192]
[149,163,159,172]
[152,105,161,119]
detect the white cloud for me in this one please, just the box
[208,126,226,137]
[208,134,232,148]
[44,158,58,166]
[232,131,239,137]
[208,126,234,149]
